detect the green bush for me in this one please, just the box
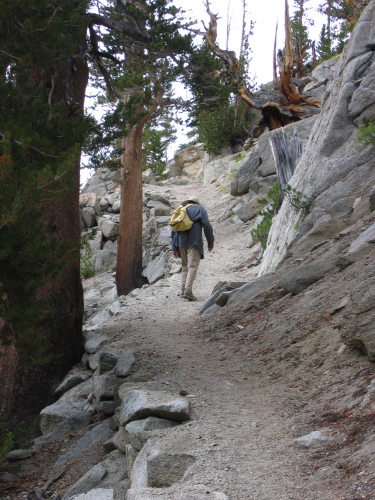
[0,431,14,461]
[80,230,97,279]
[282,184,314,211]
[250,183,313,249]
[357,117,375,146]
[0,415,41,460]
[250,184,281,249]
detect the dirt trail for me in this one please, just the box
[100,180,347,499]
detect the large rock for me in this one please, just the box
[147,200,170,216]
[97,352,118,374]
[147,452,196,488]
[142,168,157,185]
[230,150,260,196]
[62,450,127,500]
[339,256,375,361]
[98,218,119,240]
[81,168,121,196]
[260,2,375,274]
[225,272,282,311]
[174,144,204,173]
[129,435,197,490]
[119,390,191,425]
[84,331,109,354]
[122,417,180,452]
[145,192,171,206]
[293,429,346,448]
[82,207,97,228]
[80,192,103,217]
[55,374,90,397]
[199,282,248,315]
[153,226,172,247]
[116,349,136,377]
[311,57,338,83]
[232,195,265,223]
[40,380,93,435]
[143,252,169,285]
[92,374,119,401]
[95,241,118,273]
[55,420,113,468]
[279,255,348,295]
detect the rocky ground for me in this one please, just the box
[1,178,374,500]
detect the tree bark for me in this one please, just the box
[0,51,87,424]
[116,124,146,296]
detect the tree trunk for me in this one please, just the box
[0,57,87,424]
[116,124,146,296]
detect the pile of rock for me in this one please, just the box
[8,322,206,499]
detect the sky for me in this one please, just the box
[174,0,326,85]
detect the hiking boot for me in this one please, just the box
[182,290,197,301]
[179,287,185,297]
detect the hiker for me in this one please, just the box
[171,197,214,301]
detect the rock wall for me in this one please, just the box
[260,1,375,274]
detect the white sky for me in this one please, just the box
[173,0,326,84]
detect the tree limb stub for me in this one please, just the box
[203,0,255,108]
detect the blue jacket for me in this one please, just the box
[171,204,214,259]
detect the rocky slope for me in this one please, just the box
[1,3,375,500]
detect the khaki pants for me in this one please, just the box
[180,246,201,292]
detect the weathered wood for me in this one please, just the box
[201,0,321,133]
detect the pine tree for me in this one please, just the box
[142,113,177,177]
[186,41,254,155]
[290,0,313,77]
[318,0,370,58]
[86,0,192,295]
[0,0,90,421]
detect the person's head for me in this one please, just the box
[181,197,200,206]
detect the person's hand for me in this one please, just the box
[208,247,213,253]
[172,250,179,258]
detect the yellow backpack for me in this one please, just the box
[169,204,194,232]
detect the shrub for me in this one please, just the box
[357,117,375,146]
[250,184,281,249]
[80,230,97,279]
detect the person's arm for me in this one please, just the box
[171,231,179,258]
[200,207,215,249]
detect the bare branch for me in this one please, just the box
[0,130,58,158]
[0,49,20,61]
[201,0,255,108]
[88,25,119,99]
[87,12,152,43]
[273,22,279,89]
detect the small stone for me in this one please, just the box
[6,449,33,461]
